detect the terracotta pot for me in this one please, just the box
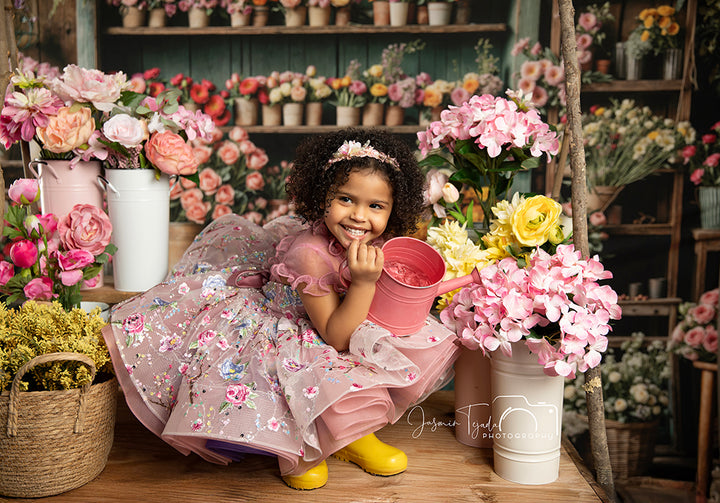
[148,8,166,27]
[282,102,304,126]
[372,1,390,26]
[253,5,269,26]
[416,5,428,24]
[336,106,361,127]
[233,97,259,126]
[262,104,282,126]
[335,6,351,25]
[308,5,331,26]
[188,7,210,28]
[454,0,471,24]
[285,6,307,26]
[230,10,252,26]
[362,102,385,126]
[122,6,146,27]
[305,102,323,126]
[595,59,611,74]
[384,105,404,126]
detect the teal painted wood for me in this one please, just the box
[75,0,96,68]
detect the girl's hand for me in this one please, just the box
[346,239,384,286]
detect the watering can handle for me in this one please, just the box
[97,175,120,195]
[27,160,59,181]
[435,267,482,296]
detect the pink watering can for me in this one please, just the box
[367,237,482,335]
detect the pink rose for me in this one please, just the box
[238,140,255,155]
[58,248,95,271]
[225,383,250,405]
[681,144,696,164]
[228,127,248,142]
[123,313,146,334]
[217,140,241,165]
[37,213,58,235]
[84,273,102,289]
[180,177,197,189]
[144,131,199,176]
[192,145,213,165]
[703,327,718,353]
[699,289,719,307]
[58,204,113,256]
[169,180,184,200]
[127,75,146,94]
[102,113,147,148]
[10,239,38,268]
[702,134,717,145]
[690,168,705,185]
[0,261,14,286]
[215,185,235,205]
[8,178,39,205]
[703,153,720,168]
[180,188,204,211]
[245,172,265,191]
[690,304,716,325]
[185,201,211,224]
[589,211,607,227]
[212,204,232,220]
[23,277,54,300]
[246,150,268,170]
[685,326,706,348]
[671,324,685,343]
[36,106,95,154]
[198,168,222,195]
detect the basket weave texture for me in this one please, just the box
[0,352,118,498]
[581,417,659,480]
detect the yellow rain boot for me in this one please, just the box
[332,433,407,476]
[282,460,328,490]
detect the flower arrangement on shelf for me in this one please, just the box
[259,71,284,107]
[417,90,560,230]
[170,126,293,226]
[582,99,696,191]
[270,0,307,14]
[178,0,220,15]
[0,179,116,310]
[387,77,416,108]
[575,2,615,61]
[362,64,389,105]
[128,67,167,97]
[625,5,681,59]
[681,120,720,187]
[329,60,367,108]
[668,288,719,363]
[276,70,309,105]
[222,0,253,16]
[303,66,332,104]
[0,300,113,393]
[563,332,670,436]
[461,38,504,98]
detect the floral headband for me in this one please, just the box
[326,140,400,170]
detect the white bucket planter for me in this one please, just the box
[101,169,171,292]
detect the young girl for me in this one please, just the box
[102,128,459,490]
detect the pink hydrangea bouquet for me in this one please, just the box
[0,179,117,310]
[417,90,560,229]
[439,243,622,378]
[668,288,719,363]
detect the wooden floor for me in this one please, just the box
[2,390,609,503]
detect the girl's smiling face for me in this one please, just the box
[324,169,394,249]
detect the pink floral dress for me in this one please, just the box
[102,214,459,476]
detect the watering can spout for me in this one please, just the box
[436,267,482,296]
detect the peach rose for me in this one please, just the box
[144,131,199,176]
[180,188,204,211]
[238,140,255,155]
[212,204,232,220]
[192,145,213,165]
[36,106,95,154]
[180,177,198,189]
[215,185,235,205]
[217,140,241,165]
[198,168,222,196]
[229,127,249,143]
[185,201,211,224]
[245,172,265,191]
[247,150,268,170]
[169,180,184,200]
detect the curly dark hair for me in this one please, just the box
[286,127,425,237]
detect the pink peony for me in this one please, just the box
[58,203,113,256]
[123,313,145,334]
[685,326,706,348]
[49,64,127,112]
[690,304,717,325]
[690,168,705,185]
[703,327,718,353]
[144,131,199,176]
[8,178,39,205]
[10,239,38,268]
[102,113,147,148]
[58,248,95,271]
[699,288,719,307]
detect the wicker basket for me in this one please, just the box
[580,417,659,480]
[0,352,118,498]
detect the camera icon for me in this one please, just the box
[492,394,560,437]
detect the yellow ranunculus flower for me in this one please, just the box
[368,64,383,78]
[643,16,655,28]
[340,75,352,87]
[594,107,606,116]
[481,233,514,261]
[462,78,479,95]
[370,83,388,97]
[658,16,671,29]
[647,130,659,140]
[422,87,442,108]
[657,5,675,17]
[510,195,562,247]
[667,22,679,35]
[641,30,651,42]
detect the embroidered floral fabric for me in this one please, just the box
[102,214,459,476]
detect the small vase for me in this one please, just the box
[230,10,252,27]
[491,342,564,485]
[148,8,166,27]
[389,2,409,26]
[285,6,307,26]
[362,102,385,126]
[233,97,259,126]
[698,186,720,229]
[625,56,643,81]
[122,6,146,27]
[262,104,282,126]
[336,106,361,127]
[384,105,404,126]
[427,2,452,26]
[453,347,492,448]
[595,59,611,74]
[188,7,210,28]
[587,185,623,213]
[305,102,323,126]
[663,48,683,80]
[372,1,390,26]
[416,5,428,24]
[335,6,351,25]
[252,5,269,26]
[282,102,304,126]
[614,42,626,79]
[308,5,331,26]
[454,0,471,24]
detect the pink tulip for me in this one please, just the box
[23,277,54,300]
[10,239,38,268]
[8,178,39,205]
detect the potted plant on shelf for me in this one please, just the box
[0,300,117,498]
[563,332,671,480]
[223,0,253,26]
[303,66,332,126]
[680,120,720,229]
[179,0,219,27]
[624,5,682,80]
[574,2,615,73]
[107,0,149,27]
[668,288,719,363]
[328,60,366,127]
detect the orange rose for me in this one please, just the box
[247,150,268,170]
[370,83,388,98]
[657,5,675,17]
[36,106,95,154]
[463,78,480,95]
[144,131,199,176]
[423,88,442,108]
[667,22,679,35]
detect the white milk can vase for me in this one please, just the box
[101,169,171,292]
[490,342,564,484]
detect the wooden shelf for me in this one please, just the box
[581,80,684,93]
[618,297,682,317]
[601,223,674,236]
[105,23,507,36]
[220,125,427,134]
[81,276,140,305]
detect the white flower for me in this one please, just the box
[630,383,650,404]
[608,371,621,383]
[102,113,146,148]
[614,398,628,412]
